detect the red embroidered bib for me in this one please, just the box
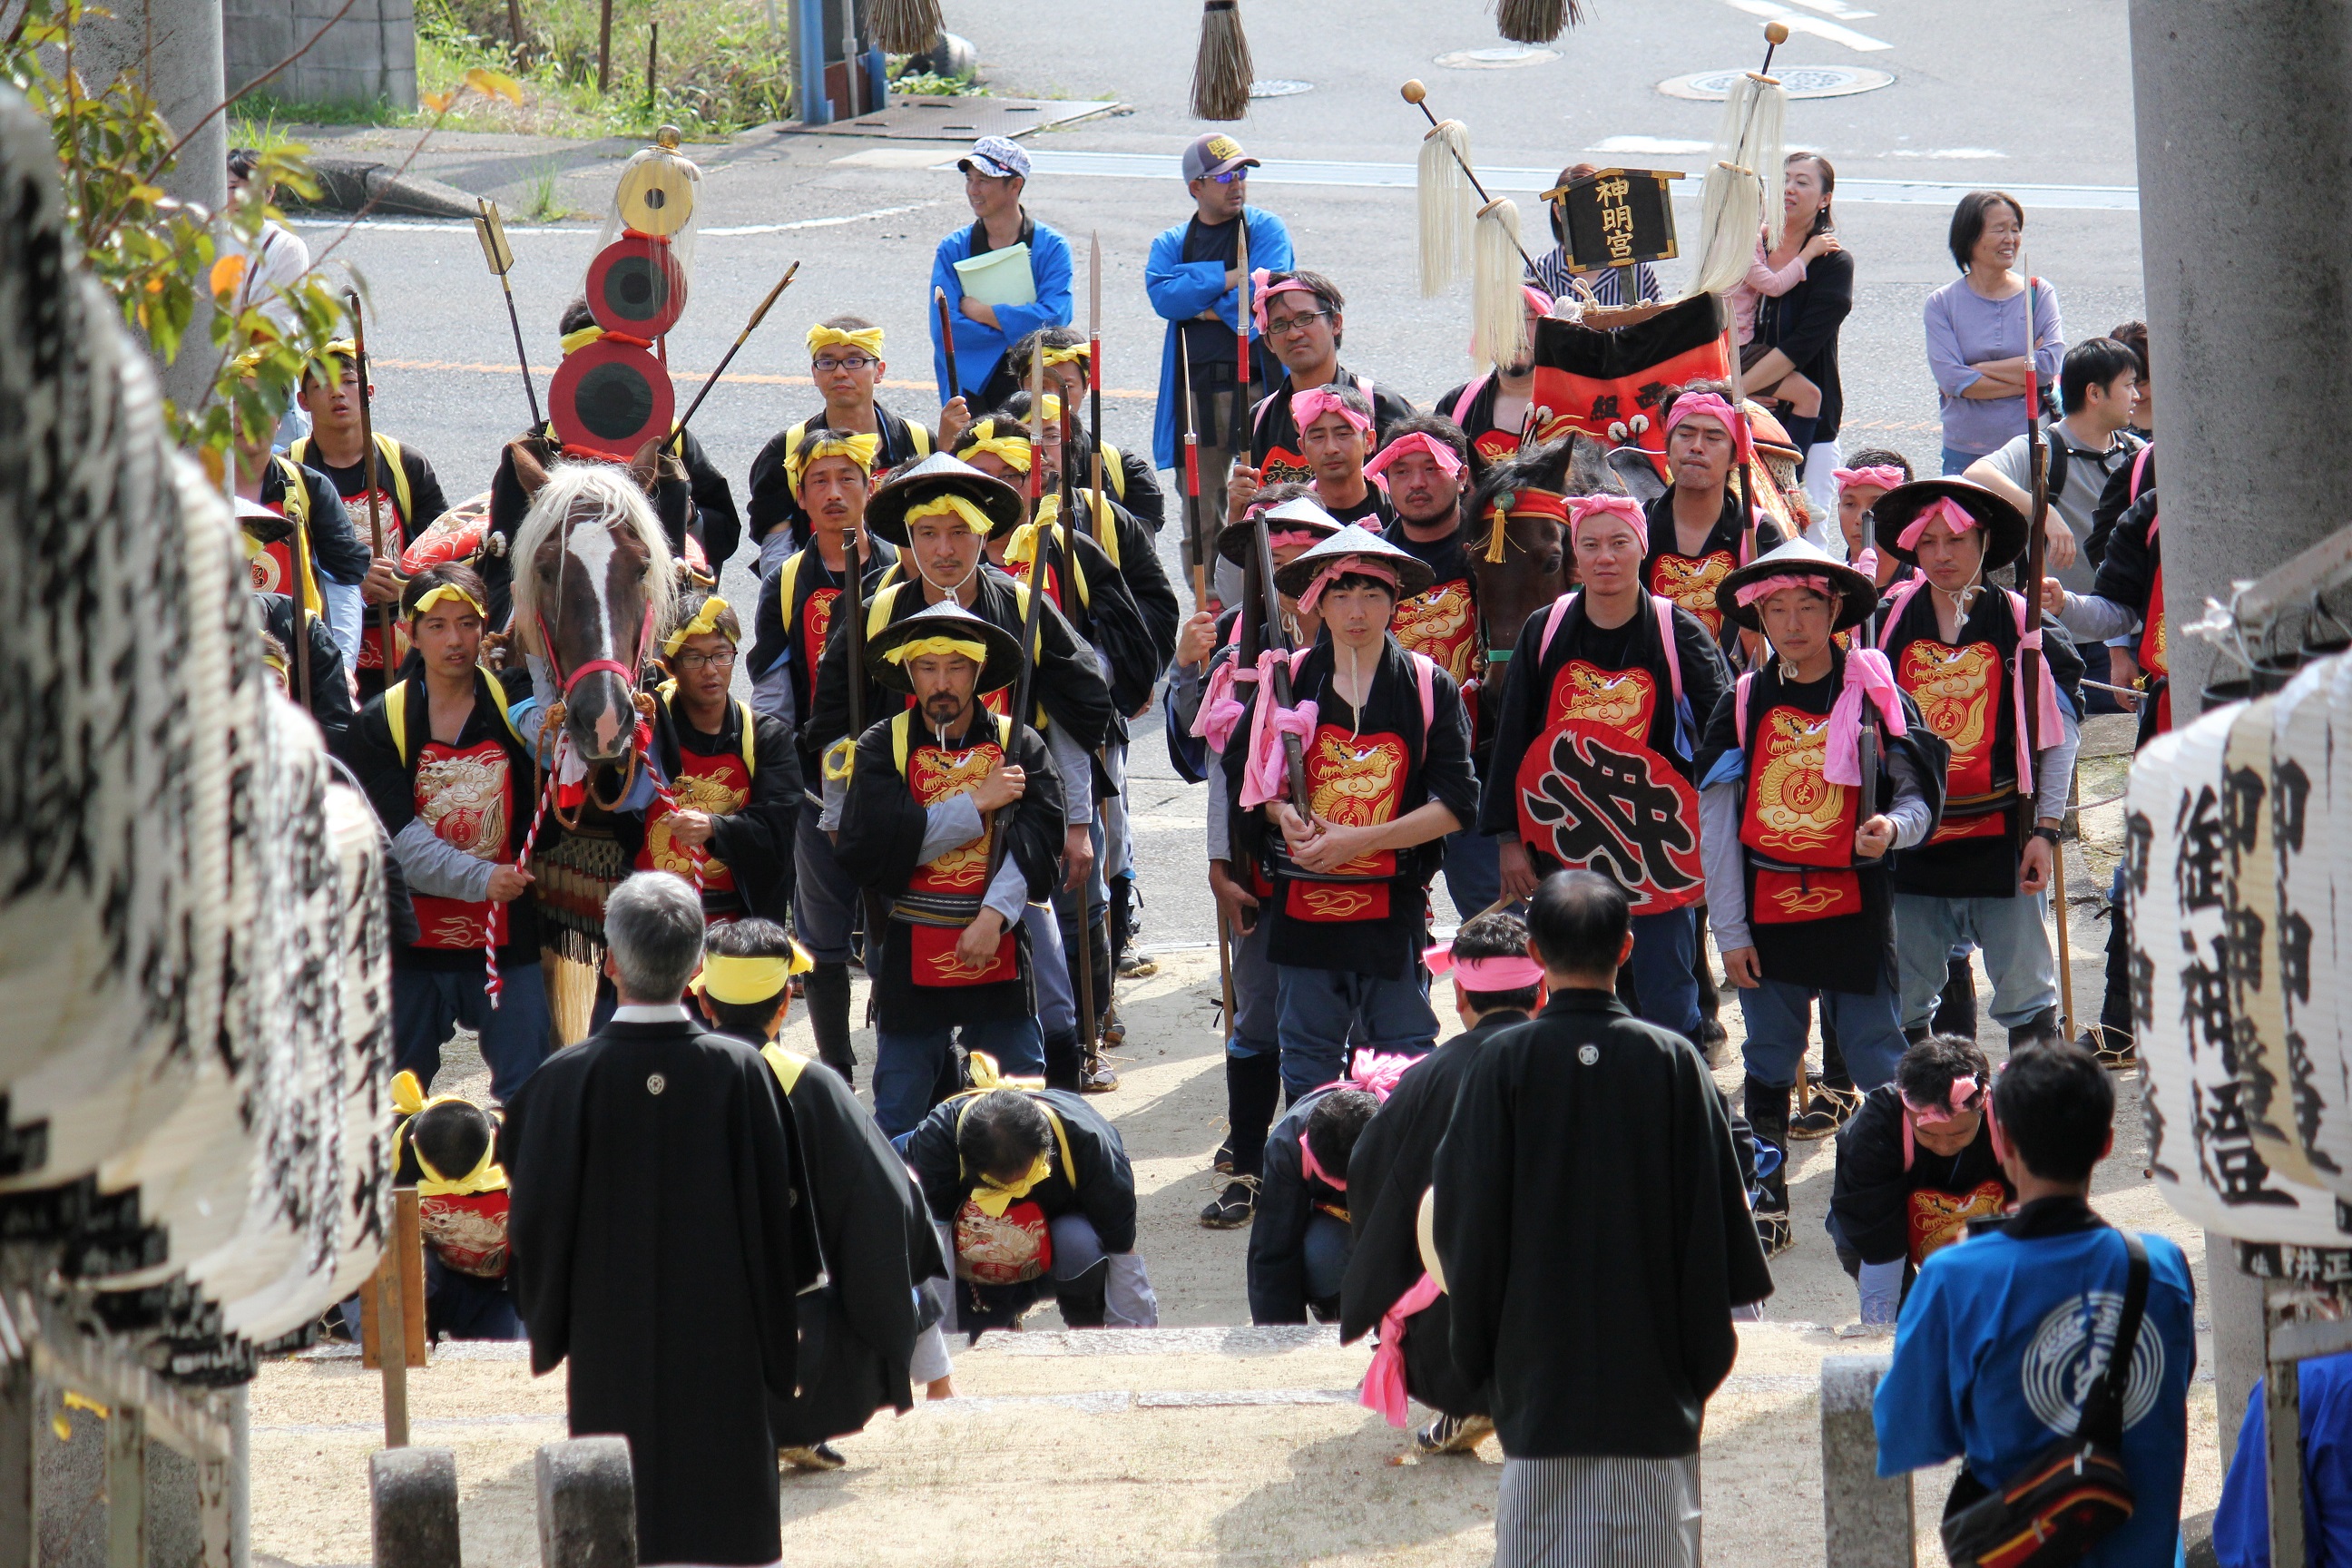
[1740,705,1861,924]
[1516,662,1701,910]
[903,731,1018,985]
[410,737,514,948]
[1898,641,2008,845]
[339,484,409,672]
[1283,725,1407,923]
[635,745,751,891]
[954,1197,1051,1283]
[1647,551,1734,637]
[1391,578,1477,685]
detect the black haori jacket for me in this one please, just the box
[1434,991,1772,1458]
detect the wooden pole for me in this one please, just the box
[646,20,659,110]
[597,0,612,93]
[364,1188,426,1446]
[343,291,397,683]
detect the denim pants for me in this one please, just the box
[1026,903,1074,1038]
[873,1013,1044,1138]
[1225,910,1279,1060]
[1737,974,1905,1092]
[1893,890,2056,1033]
[1274,965,1439,1102]
[1941,445,1982,478]
[1303,1212,1351,1312]
[1441,827,1502,923]
[1622,906,1703,1044]
[392,961,551,1103]
[791,798,859,965]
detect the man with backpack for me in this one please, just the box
[1877,1044,2196,1568]
[1963,337,2142,595]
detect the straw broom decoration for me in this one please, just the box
[1690,23,1790,299]
[1191,0,1253,122]
[867,0,944,55]
[1403,80,1536,370]
[1494,0,1583,46]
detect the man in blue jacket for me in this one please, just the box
[1877,1044,2196,1567]
[929,136,1073,411]
[1145,132,1292,586]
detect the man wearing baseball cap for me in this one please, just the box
[1146,132,1293,590]
[930,135,1073,413]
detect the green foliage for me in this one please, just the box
[5,0,357,469]
[887,68,985,99]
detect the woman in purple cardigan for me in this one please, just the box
[1923,191,2063,475]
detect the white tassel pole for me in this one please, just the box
[1417,120,1476,297]
[1474,199,1528,371]
[1688,65,1788,298]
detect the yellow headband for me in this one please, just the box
[560,324,604,356]
[311,338,359,381]
[261,642,289,675]
[808,323,886,358]
[902,494,995,534]
[881,634,988,667]
[690,946,813,1006]
[959,429,1034,474]
[388,1070,507,1198]
[1041,344,1088,369]
[410,583,485,622]
[788,431,879,489]
[663,595,737,655]
[971,1151,1053,1217]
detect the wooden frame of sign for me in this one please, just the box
[1547,167,1684,276]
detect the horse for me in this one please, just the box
[510,463,676,769]
[1464,431,1626,737]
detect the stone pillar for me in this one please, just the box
[2132,0,2352,714]
[1819,1355,1913,1568]
[73,0,228,416]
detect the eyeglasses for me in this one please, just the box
[1202,169,1247,185]
[1264,309,1331,338]
[813,355,877,374]
[672,648,738,672]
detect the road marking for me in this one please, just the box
[1783,0,1876,17]
[287,200,936,238]
[1014,150,2139,211]
[1722,0,1893,52]
[373,358,1162,400]
[1592,135,1710,155]
[1890,148,2008,160]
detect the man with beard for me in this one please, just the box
[289,338,448,697]
[1369,415,1495,919]
[833,602,1070,1136]
[748,427,897,1084]
[1434,287,1558,477]
[1482,495,1728,1044]
[1231,270,1415,499]
[744,317,936,570]
[1642,383,1785,653]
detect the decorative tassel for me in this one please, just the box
[1689,71,1785,297]
[1691,157,1762,298]
[867,0,944,55]
[1191,0,1254,122]
[1493,0,1583,45]
[1416,120,1475,297]
[1473,198,1528,372]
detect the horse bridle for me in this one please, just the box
[532,505,657,814]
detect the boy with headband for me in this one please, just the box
[1642,381,1787,648]
[746,315,936,569]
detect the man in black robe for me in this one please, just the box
[690,916,955,1469]
[1435,871,1772,1568]
[505,872,818,1566]
[1341,908,1541,1456]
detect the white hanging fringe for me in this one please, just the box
[1691,158,1763,299]
[1474,198,1528,371]
[1689,69,1788,299]
[1417,120,1476,298]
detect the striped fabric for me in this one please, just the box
[1527,249,1665,309]
[1494,1454,1701,1568]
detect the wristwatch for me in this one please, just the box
[2029,825,2063,847]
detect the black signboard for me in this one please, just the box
[1550,167,1682,276]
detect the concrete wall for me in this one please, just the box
[226,0,417,110]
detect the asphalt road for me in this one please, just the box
[283,0,2146,946]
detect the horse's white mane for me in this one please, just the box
[510,462,677,657]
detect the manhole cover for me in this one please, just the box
[1435,44,1561,69]
[1658,65,1893,101]
[1250,79,1314,99]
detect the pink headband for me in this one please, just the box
[1566,494,1648,550]
[1663,391,1752,463]
[1732,573,1835,608]
[1423,941,1547,991]
[1833,466,1906,495]
[1895,497,1980,551]
[1296,557,1398,615]
[1298,1135,1347,1192]
[1267,529,1324,552]
[1251,270,1320,333]
[1364,431,1463,490]
[1292,386,1374,437]
[1899,1073,1985,1171]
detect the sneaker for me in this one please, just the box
[1118,952,1159,978]
[1081,1057,1120,1093]
[1789,1083,1862,1141]
[779,1442,846,1472]
[1199,1178,1257,1228]
[1413,1413,1495,1455]
[1754,1210,1792,1258]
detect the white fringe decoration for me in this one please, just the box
[1688,71,1787,298]
[1417,120,1476,298]
[1474,198,1528,371]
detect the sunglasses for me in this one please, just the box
[1201,168,1248,185]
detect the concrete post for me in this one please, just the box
[535,1437,635,1568]
[1819,1355,1914,1568]
[72,0,227,416]
[368,1447,460,1568]
[2131,0,2352,714]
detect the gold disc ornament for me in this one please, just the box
[615,152,696,237]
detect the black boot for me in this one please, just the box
[1043,1029,1083,1093]
[2009,1004,2062,1049]
[1932,956,1978,1039]
[1692,914,1727,1059]
[803,963,856,1085]
[1107,875,1133,972]
[1744,1076,1792,1256]
[1079,916,1119,1092]
[1202,1052,1280,1228]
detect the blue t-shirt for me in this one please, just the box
[1876,1209,2198,1568]
[2213,1351,2352,1568]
